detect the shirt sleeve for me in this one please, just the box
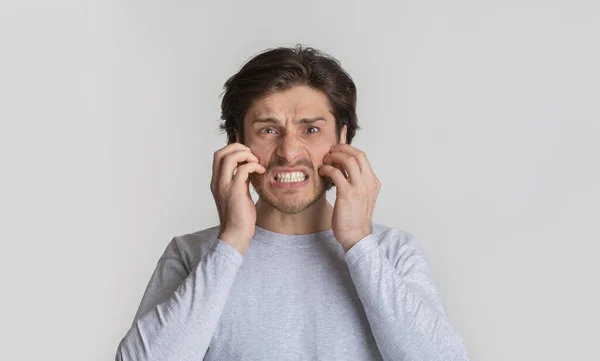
[344,233,470,361]
[115,238,243,361]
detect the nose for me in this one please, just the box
[275,131,303,164]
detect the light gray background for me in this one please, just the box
[1,1,598,360]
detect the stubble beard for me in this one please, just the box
[249,171,335,215]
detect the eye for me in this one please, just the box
[306,126,320,133]
[260,128,277,134]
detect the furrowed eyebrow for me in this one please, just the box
[297,117,327,124]
[251,117,327,125]
[251,117,280,125]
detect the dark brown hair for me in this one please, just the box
[219,44,359,144]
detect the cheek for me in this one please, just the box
[247,146,273,168]
[310,144,332,162]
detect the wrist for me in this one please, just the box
[340,229,371,253]
[218,231,250,256]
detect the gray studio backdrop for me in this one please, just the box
[1,1,598,360]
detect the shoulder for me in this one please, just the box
[160,224,222,272]
[371,222,429,268]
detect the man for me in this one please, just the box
[116,45,470,361]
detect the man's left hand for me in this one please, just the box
[319,144,381,252]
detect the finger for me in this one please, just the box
[219,150,260,188]
[318,164,349,190]
[323,154,348,179]
[323,152,362,185]
[212,143,252,179]
[322,153,348,178]
[329,144,371,174]
[333,163,347,179]
[232,162,266,188]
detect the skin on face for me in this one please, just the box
[241,85,347,215]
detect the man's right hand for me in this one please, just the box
[210,142,266,256]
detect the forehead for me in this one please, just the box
[245,85,333,120]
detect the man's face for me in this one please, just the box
[242,85,347,215]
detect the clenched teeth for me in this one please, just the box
[275,171,307,183]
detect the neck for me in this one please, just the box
[255,195,333,235]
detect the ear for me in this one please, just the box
[339,124,348,144]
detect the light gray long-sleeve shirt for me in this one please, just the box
[115,223,470,361]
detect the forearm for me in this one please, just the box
[345,236,469,361]
[116,240,243,361]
